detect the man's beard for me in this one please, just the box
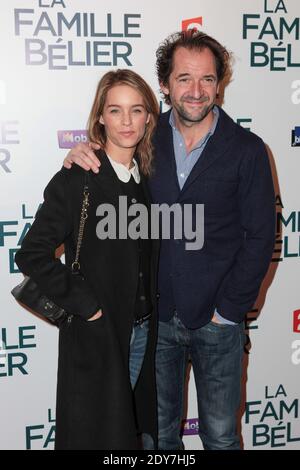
[175,96,214,124]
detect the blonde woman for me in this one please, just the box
[15,69,160,450]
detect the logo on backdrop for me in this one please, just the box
[13,0,142,69]
[182,418,199,436]
[291,310,300,365]
[273,195,300,262]
[291,126,300,146]
[242,0,300,70]
[26,408,55,450]
[0,120,20,174]
[236,117,252,131]
[57,129,87,148]
[244,308,259,354]
[291,80,300,104]
[245,384,300,448]
[293,310,300,333]
[0,326,37,377]
[1,204,40,274]
[182,17,203,32]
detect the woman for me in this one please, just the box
[15,69,160,450]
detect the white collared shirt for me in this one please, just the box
[107,155,141,184]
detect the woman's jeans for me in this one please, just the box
[144,312,245,450]
[129,319,149,389]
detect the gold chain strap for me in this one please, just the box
[72,180,89,273]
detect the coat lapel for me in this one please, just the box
[154,111,181,194]
[90,149,123,205]
[179,107,237,196]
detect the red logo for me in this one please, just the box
[293,310,300,333]
[182,17,203,32]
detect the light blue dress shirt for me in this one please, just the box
[170,106,219,190]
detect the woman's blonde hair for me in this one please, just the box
[88,69,159,176]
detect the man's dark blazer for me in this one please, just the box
[148,106,275,328]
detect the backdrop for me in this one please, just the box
[1,0,299,450]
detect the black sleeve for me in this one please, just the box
[15,170,100,320]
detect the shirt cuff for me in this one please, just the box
[214,310,238,325]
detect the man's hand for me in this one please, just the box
[211,313,220,324]
[63,142,101,173]
[88,309,103,321]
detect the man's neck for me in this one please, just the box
[173,109,215,154]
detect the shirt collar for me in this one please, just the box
[107,155,140,184]
[169,105,219,151]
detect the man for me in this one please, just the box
[63,30,275,450]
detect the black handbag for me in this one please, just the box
[11,172,90,326]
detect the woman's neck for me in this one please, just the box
[105,146,135,169]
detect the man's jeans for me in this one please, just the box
[145,312,245,450]
[129,320,149,389]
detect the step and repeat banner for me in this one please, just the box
[0,0,299,450]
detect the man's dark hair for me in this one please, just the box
[156,30,231,105]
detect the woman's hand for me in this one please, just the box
[88,309,103,321]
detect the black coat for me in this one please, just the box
[15,151,159,450]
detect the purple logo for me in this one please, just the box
[57,130,88,149]
[182,418,199,435]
